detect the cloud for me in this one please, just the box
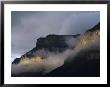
[11,30,100,76]
[11,11,100,59]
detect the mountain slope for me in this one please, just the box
[45,47,100,77]
[45,23,100,77]
[12,22,100,77]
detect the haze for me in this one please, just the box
[11,11,100,61]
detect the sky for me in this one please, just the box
[11,11,100,61]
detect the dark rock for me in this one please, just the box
[45,48,100,77]
[36,34,80,51]
[12,58,21,64]
[86,22,100,33]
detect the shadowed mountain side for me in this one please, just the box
[45,48,100,77]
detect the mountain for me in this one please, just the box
[45,22,100,77]
[12,22,100,77]
[86,22,100,32]
[12,58,21,64]
[45,47,100,77]
[12,34,80,64]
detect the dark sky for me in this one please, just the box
[11,11,100,61]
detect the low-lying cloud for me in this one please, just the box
[12,31,100,76]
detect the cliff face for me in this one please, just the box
[36,34,80,51]
[12,22,100,77]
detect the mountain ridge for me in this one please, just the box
[12,22,100,77]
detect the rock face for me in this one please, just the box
[12,22,100,77]
[36,34,80,51]
[12,58,21,64]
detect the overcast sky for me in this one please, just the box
[11,11,100,60]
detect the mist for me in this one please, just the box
[11,30,100,75]
[11,11,100,60]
